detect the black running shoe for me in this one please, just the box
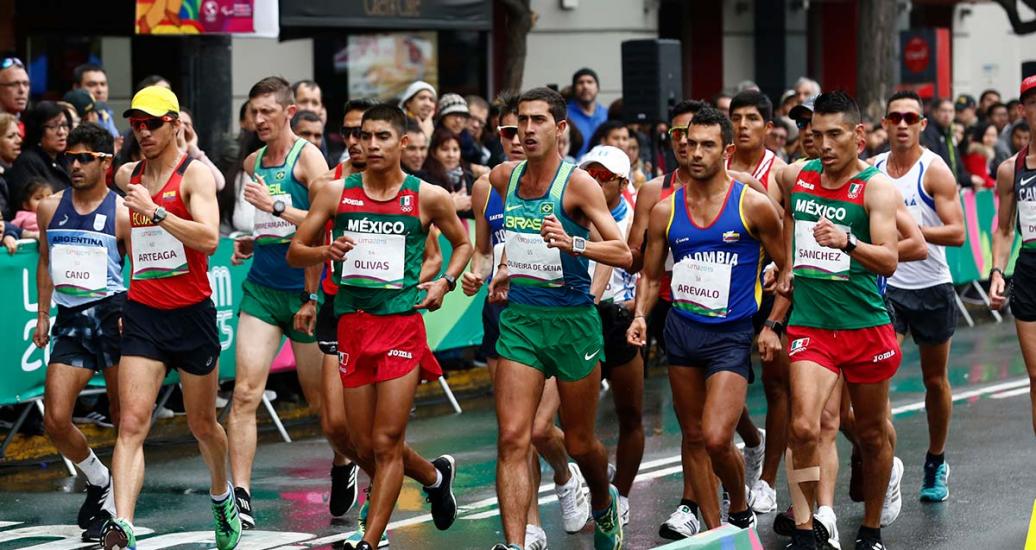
[786,529,818,549]
[849,447,864,502]
[234,487,255,529]
[78,478,113,528]
[773,508,795,537]
[855,537,886,550]
[330,462,359,517]
[423,455,458,530]
[81,510,111,542]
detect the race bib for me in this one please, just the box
[132,226,188,279]
[670,258,732,317]
[793,220,851,281]
[665,249,675,271]
[253,194,295,245]
[1020,200,1036,245]
[505,230,564,287]
[51,244,107,297]
[338,231,406,289]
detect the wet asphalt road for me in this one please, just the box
[0,320,1033,549]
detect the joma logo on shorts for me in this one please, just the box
[387,349,413,359]
[873,349,896,362]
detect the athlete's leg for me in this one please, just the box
[291,339,325,416]
[180,365,230,495]
[760,349,790,486]
[495,359,546,546]
[526,449,543,527]
[226,313,283,491]
[846,379,894,529]
[556,365,612,511]
[702,372,750,514]
[103,366,121,428]
[531,378,570,484]
[321,353,358,466]
[786,361,839,529]
[669,366,717,527]
[43,364,96,462]
[735,407,761,448]
[1019,320,1036,436]
[359,368,423,545]
[110,357,166,522]
[919,340,952,455]
[608,355,645,497]
[816,377,841,508]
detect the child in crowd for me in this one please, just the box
[11,178,54,240]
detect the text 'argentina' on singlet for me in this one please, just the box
[128,155,212,309]
[666,181,763,326]
[46,189,125,308]
[1015,144,1036,253]
[333,172,427,316]
[873,149,952,289]
[321,161,347,296]
[483,185,506,284]
[788,159,889,329]
[249,138,310,291]
[503,160,593,308]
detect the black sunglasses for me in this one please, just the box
[129,116,173,132]
[340,126,362,139]
[885,112,924,125]
[67,152,112,164]
[794,118,812,130]
[498,125,518,140]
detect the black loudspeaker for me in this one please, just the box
[1024,61,1036,80]
[621,39,683,123]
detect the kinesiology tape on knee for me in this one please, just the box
[784,448,820,525]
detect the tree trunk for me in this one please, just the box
[498,0,533,92]
[857,0,897,121]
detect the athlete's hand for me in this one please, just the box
[294,301,317,336]
[813,217,848,249]
[757,326,782,362]
[989,271,1007,310]
[777,268,794,298]
[541,215,573,253]
[762,264,778,293]
[415,278,450,311]
[231,236,254,265]
[124,184,159,219]
[452,192,472,213]
[33,313,50,348]
[461,271,483,297]
[627,315,648,347]
[488,266,509,303]
[327,235,356,261]
[244,174,275,213]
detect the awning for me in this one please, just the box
[280,0,492,31]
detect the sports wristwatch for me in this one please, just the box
[763,319,785,336]
[272,199,286,217]
[442,273,457,291]
[572,236,587,255]
[151,206,168,224]
[299,291,318,305]
[842,232,858,254]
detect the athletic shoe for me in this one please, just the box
[491,545,522,550]
[618,495,629,526]
[101,517,136,550]
[919,461,950,502]
[234,487,254,529]
[355,543,374,550]
[79,478,113,528]
[82,510,111,542]
[356,487,390,548]
[592,485,623,550]
[786,529,819,549]
[849,448,864,503]
[608,463,616,482]
[341,531,388,549]
[331,462,359,517]
[773,507,795,537]
[854,537,886,550]
[74,411,115,429]
[659,504,699,539]
[742,430,765,488]
[879,457,903,527]
[525,524,548,550]
[720,490,730,523]
[556,463,590,533]
[727,508,757,529]
[212,491,242,550]
[423,455,458,530]
[814,506,841,550]
[749,479,777,513]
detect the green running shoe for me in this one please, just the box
[919,461,950,502]
[593,485,623,550]
[355,487,389,548]
[101,517,136,550]
[212,491,242,550]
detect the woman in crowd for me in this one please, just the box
[0,113,22,221]
[421,127,475,217]
[6,101,72,209]
[963,121,1000,188]
[400,80,437,139]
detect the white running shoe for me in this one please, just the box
[618,495,629,526]
[814,505,841,549]
[720,491,730,524]
[524,524,548,550]
[555,463,590,533]
[658,504,700,540]
[742,430,765,488]
[880,456,904,527]
[748,479,777,513]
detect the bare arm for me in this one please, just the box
[923,158,966,247]
[895,202,928,262]
[123,163,220,254]
[628,200,671,346]
[419,229,443,283]
[469,175,493,278]
[627,177,664,274]
[554,170,632,269]
[415,183,473,310]
[286,180,343,268]
[856,177,900,276]
[33,195,60,347]
[990,158,1018,308]
[588,225,611,303]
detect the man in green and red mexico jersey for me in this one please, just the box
[287,104,471,550]
[776,92,902,550]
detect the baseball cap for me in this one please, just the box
[1021,75,1036,101]
[62,89,96,118]
[788,95,817,122]
[954,94,976,111]
[123,85,180,118]
[437,93,469,118]
[579,145,631,180]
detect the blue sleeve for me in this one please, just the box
[3,222,21,239]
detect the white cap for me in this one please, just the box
[398,80,437,109]
[579,145,631,180]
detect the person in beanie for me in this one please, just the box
[437,93,484,168]
[567,67,608,158]
[400,80,437,138]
